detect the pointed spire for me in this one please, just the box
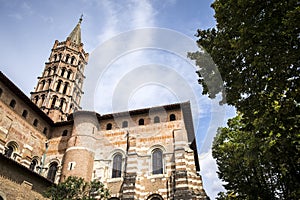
[68,15,83,45]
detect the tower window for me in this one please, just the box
[122,121,128,128]
[9,99,16,108]
[71,56,75,65]
[169,114,176,121]
[56,80,62,92]
[60,68,65,77]
[112,154,122,178]
[51,96,57,108]
[43,127,48,135]
[22,110,28,118]
[152,149,163,175]
[53,54,57,61]
[67,70,72,79]
[65,54,70,63]
[62,83,68,94]
[138,118,144,126]
[106,123,112,130]
[58,53,62,61]
[62,130,68,136]
[33,119,38,127]
[154,116,160,123]
[47,162,58,182]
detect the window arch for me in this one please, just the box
[112,154,122,178]
[152,149,163,175]
[106,123,112,130]
[29,159,38,171]
[56,80,62,92]
[43,127,48,135]
[47,162,58,182]
[122,121,128,128]
[138,118,144,125]
[4,141,18,158]
[22,110,28,118]
[169,114,176,121]
[70,56,75,64]
[51,96,58,108]
[154,116,160,123]
[62,130,68,136]
[33,119,38,127]
[147,194,163,200]
[60,68,66,77]
[62,83,68,94]
[9,99,16,108]
[65,54,70,63]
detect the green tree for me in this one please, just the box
[44,176,110,200]
[188,0,299,199]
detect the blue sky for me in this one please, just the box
[0,0,236,198]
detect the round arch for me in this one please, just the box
[147,194,163,200]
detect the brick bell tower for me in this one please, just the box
[30,16,89,122]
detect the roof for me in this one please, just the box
[67,16,82,45]
[0,71,54,125]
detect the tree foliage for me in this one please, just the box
[44,176,110,200]
[188,0,300,199]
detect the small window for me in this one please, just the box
[106,123,112,130]
[68,162,76,170]
[43,128,48,135]
[154,116,160,123]
[62,83,68,94]
[112,154,122,178]
[0,88,3,97]
[138,118,144,126]
[122,121,128,128]
[62,130,68,136]
[33,119,38,127]
[29,159,38,171]
[169,114,176,121]
[22,110,28,118]
[9,99,16,108]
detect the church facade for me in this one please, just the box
[0,18,208,200]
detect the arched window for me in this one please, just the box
[58,53,62,61]
[67,70,72,79]
[62,130,68,136]
[154,116,160,123]
[4,146,14,158]
[51,96,57,108]
[43,127,48,135]
[22,110,28,118]
[65,54,70,63]
[70,56,75,64]
[138,118,144,126]
[33,119,38,127]
[169,114,176,121]
[56,80,62,92]
[9,99,16,108]
[60,68,65,77]
[29,159,38,171]
[112,154,122,178]
[60,98,65,109]
[106,123,112,130]
[53,54,57,61]
[122,121,128,128]
[0,88,2,97]
[47,162,58,182]
[152,149,163,175]
[62,83,68,94]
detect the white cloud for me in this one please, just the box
[199,150,225,199]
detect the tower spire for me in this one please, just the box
[67,16,83,45]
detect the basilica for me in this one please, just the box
[0,18,208,200]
